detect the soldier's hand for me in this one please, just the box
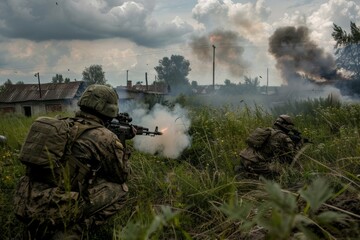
[123,125,137,140]
[126,125,137,139]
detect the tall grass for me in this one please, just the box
[0,98,359,239]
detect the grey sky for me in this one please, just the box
[0,0,359,87]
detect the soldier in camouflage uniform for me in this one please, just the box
[235,115,303,179]
[14,85,131,239]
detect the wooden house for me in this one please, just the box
[0,81,86,117]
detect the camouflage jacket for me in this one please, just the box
[14,111,129,227]
[238,127,300,177]
[71,111,129,185]
[261,127,298,163]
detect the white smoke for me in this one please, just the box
[130,103,191,159]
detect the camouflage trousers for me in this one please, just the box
[14,176,128,240]
[234,159,282,180]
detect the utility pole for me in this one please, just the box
[212,45,216,90]
[145,72,148,91]
[266,67,269,95]
[126,70,131,88]
[34,72,42,98]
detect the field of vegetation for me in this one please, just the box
[1,95,360,239]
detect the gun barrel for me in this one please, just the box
[140,129,163,136]
[133,125,163,136]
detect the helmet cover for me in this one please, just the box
[78,84,119,118]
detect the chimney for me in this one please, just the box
[127,80,132,88]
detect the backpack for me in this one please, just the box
[19,116,102,188]
[245,127,273,149]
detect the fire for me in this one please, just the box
[161,127,168,133]
[210,34,222,43]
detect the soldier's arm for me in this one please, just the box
[101,135,130,184]
[273,133,296,163]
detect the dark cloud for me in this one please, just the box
[0,0,193,48]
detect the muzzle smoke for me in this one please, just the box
[129,103,191,159]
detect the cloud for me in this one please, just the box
[308,0,360,46]
[1,0,360,87]
[0,0,194,48]
[274,0,360,50]
[192,0,229,29]
[0,38,141,83]
[192,0,271,43]
[286,0,317,10]
[266,0,360,87]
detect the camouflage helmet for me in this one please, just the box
[274,114,294,131]
[78,84,119,118]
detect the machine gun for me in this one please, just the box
[106,112,162,147]
[289,129,312,145]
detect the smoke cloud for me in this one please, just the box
[268,26,346,85]
[129,103,191,159]
[190,29,249,77]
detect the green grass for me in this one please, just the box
[1,98,359,239]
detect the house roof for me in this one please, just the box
[0,81,85,103]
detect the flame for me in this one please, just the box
[161,127,168,133]
[210,34,222,43]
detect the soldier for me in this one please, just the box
[235,114,304,179]
[14,85,131,239]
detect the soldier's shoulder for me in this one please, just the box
[93,125,116,135]
[269,129,289,139]
[86,125,118,140]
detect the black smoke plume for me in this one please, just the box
[268,26,345,86]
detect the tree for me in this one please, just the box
[244,76,260,87]
[52,74,63,83]
[154,55,191,94]
[332,22,360,80]
[82,64,107,86]
[4,79,13,87]
[219,79,241,95]
[191,80,198,88]
[332,22,360,48]
[0,79,13,93]
[224,79,232,86]
[243,76,260,93]
[52,74,70,83]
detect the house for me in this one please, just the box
[115,80,168,104]
[191,85,221,94]
[0,81,86,117]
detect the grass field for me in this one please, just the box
[1,95,359,239]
